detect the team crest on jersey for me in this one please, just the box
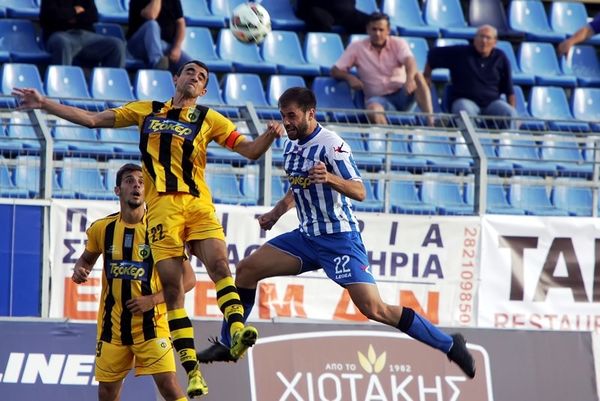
[142,117,196,140]
[137,244,151,259]
[187,108,201,122]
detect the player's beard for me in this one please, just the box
[127,199,144,209]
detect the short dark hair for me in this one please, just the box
[175,60,210,86]
[368,12,390,26]
[278,87,317,111]
[116,163,142,187]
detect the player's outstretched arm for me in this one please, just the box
[258,189,295,231]
[72,250,100,284]
[12,87,116,129]
[234,121,285,160]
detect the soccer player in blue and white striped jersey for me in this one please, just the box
[197,87,475,378]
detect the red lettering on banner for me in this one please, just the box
[63,278,100,320]
[400,291,440,323]
[495,312,600,333]
[193,281,220,317]
[258,283,307,319]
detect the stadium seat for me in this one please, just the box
[45,65,106,111]
[260,0,306,30]
[210,0,245,21]
[495,41,535,85]
[222,73,279,119]
[508,0,566,43]
[95,0,128,24]
[206,141,249,166]
[356,0,379,14]
[6,117,41,151]
[59,157,115,200]
[540,134,591,176]
[304,32,345,75]
[571,87,600,132]
[456,136,514,175]
[90,67,135,108]
[94,22,144,70]
[266,75,306,106]
[0,156,28,198]
[551,178,593,216]
[14,155,73,198]
[404,37,429,72]
[217,29,277,74]
[431,38,469,82]
[388,174,437,214]
[2,0,38,19]
[464,178,526,214]
[52,121,114,156]
[497,134,558,175]
[518,42,577,88]
[388,133,428,171]
[134,69,175,100]
[0,63,45,108]
[0,119,19,153]
[410,133,471,172]
[205,170,256,205]
[468,0,523,39]
[421,173,473,215]
[198,72,238,117]
[181,0,226,28]
[382,0,439,38]
[353,180,384,213]
[512,85,546,131]
[529,86,590,132]
[0,19,51,63]
[561,45,600,87]
[340,132,384,171]
[241,172,287,205]
[311,77,365,123]
[99,127,139,157]
[509,177,570,216]
[550,1,600,46]
[261,31,320,76]
[181,27,233,72]
[423,0,477,39]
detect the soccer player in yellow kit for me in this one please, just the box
[72,163,196,401]
[15,60,285,398]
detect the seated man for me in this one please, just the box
[40,0,126,68]
[331,12,434,126]
[424,25,517,129]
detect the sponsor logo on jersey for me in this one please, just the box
[143,117,195,139]
[107,260,148,281]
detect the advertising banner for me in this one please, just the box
[479,215,600,333]
[50,200,480,327]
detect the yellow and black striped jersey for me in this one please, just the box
[85,211,167,345]
[112,99,246,197]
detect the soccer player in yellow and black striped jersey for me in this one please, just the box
[15,60,285,398]
[72,163,197,401]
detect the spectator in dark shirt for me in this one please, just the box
[295,0,370,34]
[424,25,517,127]
[558,13,600,56]
[127,0,192,71]
[40,0,126,68]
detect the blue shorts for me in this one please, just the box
[267,229,375,286]
[366,87,415,112]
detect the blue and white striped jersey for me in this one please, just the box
[282,124,362,236]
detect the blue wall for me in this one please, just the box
[0,205,42,316]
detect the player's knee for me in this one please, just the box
[98,383,119,401]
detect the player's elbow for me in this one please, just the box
[354,188,366,202]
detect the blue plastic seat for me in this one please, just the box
[260,0,305,30]
[0,156,28,198]
[550,1,600,46]
[356,0,379,13]
[205,171,256,205]
[197,72,237,117]
[389,133,428,171]
[465,178,526,214]
[304,32,345,75]
[182,27,232,72]
[353,180,384,213]
[571,87,600,132]
[13,155,70,198]
[509,177,570,216]
[217,29,277,74]
[45,65,106,111]
[134,69,175,100]
[0,63,44,108]
[423,0,477,39]
[181,0,226,28]
[312,77,365,123]
[389,174,437,214]
[340,132,383,171]
[430,38,469,82]
[96,0,128,24]
[497,134,558,175]
[2,0,38,19]
[261,31,320,76]
[94,22,144,69]
[222,73,278,119]
[509,0,566,43]
[210,0,245,21]
[90,67,135,108]
[421,173,473,215]
[52,121,114,156]
[382,0,439,38]
[410,134,471,172]
[404,37,429,72]
[529,86,590,132]
[241,172,287,205]
[99,127,139,157]
[6,117,40,151]
[540,134,591,176]
[456,136,514,175]
[495,40,535,85]
[512,85,546,131]
[561,45,600,87]
[0,19,51,63]
[552,178,593,216]
[468,0,523,39]
[60,157,115,200]
[518,42,577,88]
[266,75,306,107]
